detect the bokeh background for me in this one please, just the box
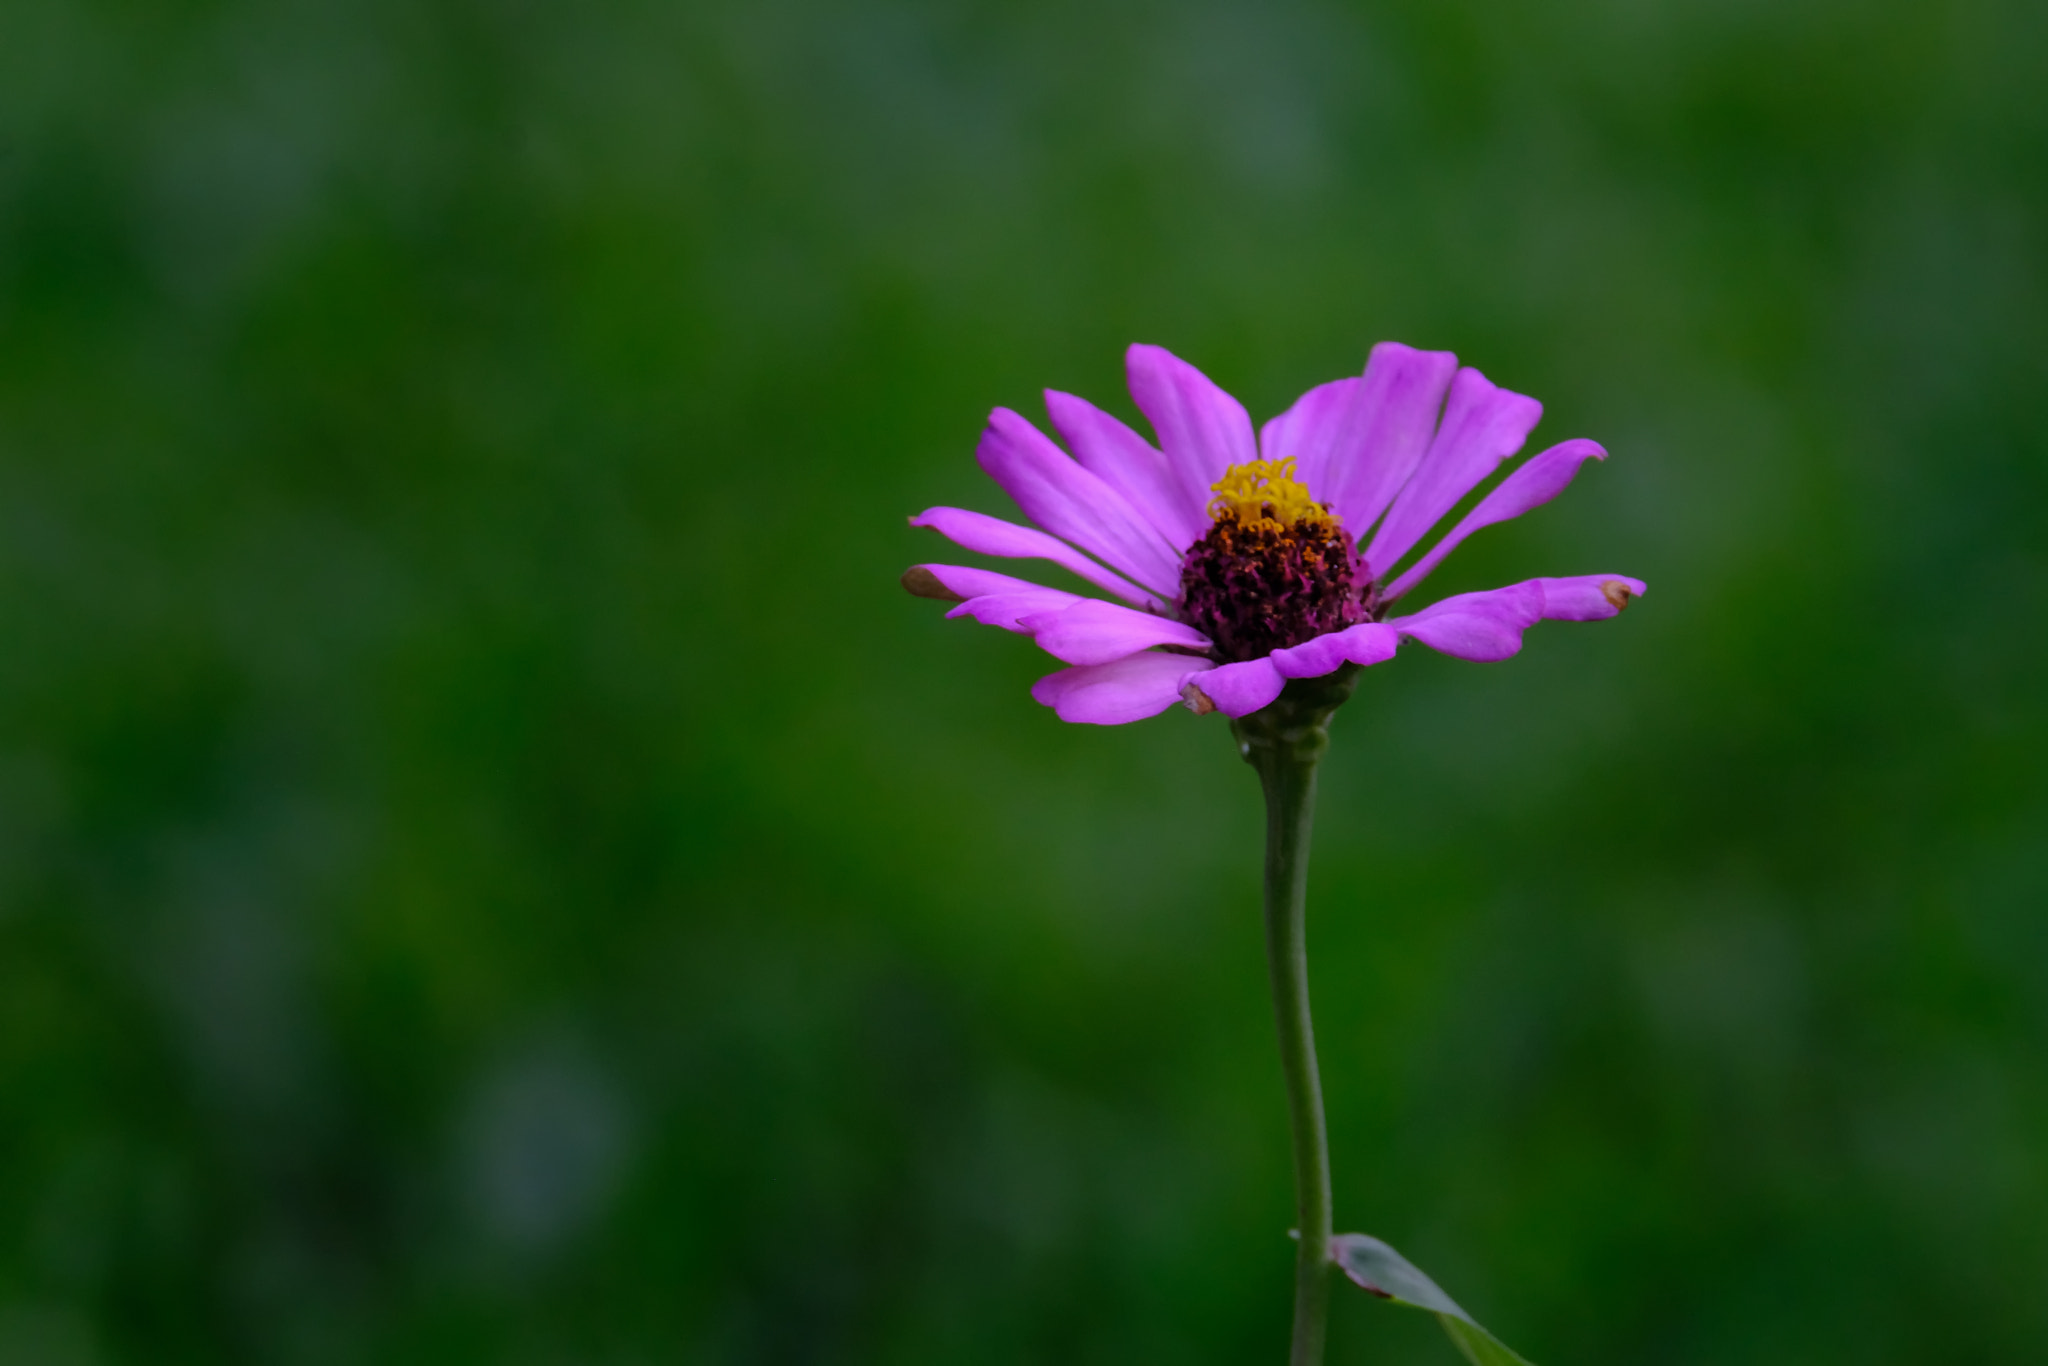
[3,0,2046,1362]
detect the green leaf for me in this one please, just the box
[1330,1233,1538,1366]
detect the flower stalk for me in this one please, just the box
[1232,665,1362,1366]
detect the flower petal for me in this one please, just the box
[1365,366,1542,581]
[905,563,1060,602]
[1389,582,1546,662]
[1317,342,1460,540]
[1125,344,1257,525]
[1260,377,1359,509]
[910,506,1159,607]
[1536,574,1647,620]
[1184,656,1286,717]
[1270,622,1401,679]
[1016,598,1211,666]
[947,589,1087,632]
[978,408,1184,596]
[905,562,1085,632]
[1045,390,1208,552]
[1391,576,1645,660]
[1031,651,1214,726]
[1380,439,1608,603]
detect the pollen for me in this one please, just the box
[1207,458,1337,533]
[1181,459,1370,663]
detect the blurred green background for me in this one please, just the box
[3,0,2045,1362]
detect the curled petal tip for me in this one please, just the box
[901,566,965,602]
[1601,580,1636,612]
[1180,681,1218,716]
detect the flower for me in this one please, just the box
[904,343,1645,724]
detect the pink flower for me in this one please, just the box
[905,343,1645,724]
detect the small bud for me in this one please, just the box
[1181,682,1217,716]
[1600,580,1635,612]
[901,566,965,602]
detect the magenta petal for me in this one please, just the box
[1031,652,1213,725]
[947,589,1087,632]
[1186,656,1287,717]
[913,561,1083,632]
[978,408,1183,596]
[911,563,1063,601]
[911,506,1159,607]
[1016,598,1212,666]
[1270,622,1401,679]
[1390,582,1545,662]
[1125,344,1257,522]
[1260,377,1360,508]
[1366,367,1543,580]
[1045,390,1208,551]
[1381,439,1608,603]
[1536,574,1647,620]
[1318,342,1460,540]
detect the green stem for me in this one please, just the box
[1231,666,1360,1366]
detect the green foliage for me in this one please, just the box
[1333,1234,1533,1365]
[1,0,2046,1362]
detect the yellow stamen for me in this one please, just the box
[1207,457,1335,530]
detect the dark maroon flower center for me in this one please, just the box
[1178,460,1372,663]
